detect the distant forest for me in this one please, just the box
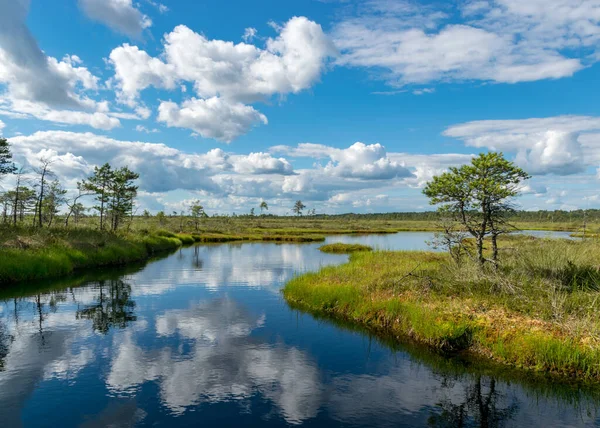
[276,210,599,223]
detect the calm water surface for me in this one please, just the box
[0,232,597,427]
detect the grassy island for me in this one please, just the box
[318,243,373,253]
[284,235,600,380]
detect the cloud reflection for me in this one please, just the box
[107,298,323,423]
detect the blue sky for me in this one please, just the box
[1,0,600,214]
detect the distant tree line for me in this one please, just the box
[0,138,139,232]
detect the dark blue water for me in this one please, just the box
[0,232,597,427]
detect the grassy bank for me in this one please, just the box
[0,226,327,285]
[0,227,185,284]
[284,236,600,381]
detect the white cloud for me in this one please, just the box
[6,100,120,130]
[333,0,597,87]
[108,16,334,140]
[231,152,293,175]
[109,44,177,107]
[323,142,412,180]
[514,131,585,175]
[135,125,160,133]
[242,27,257,42]
[6,131,298,201]
[8,131,227,193]
[162,17,334,103]
[109,17,334,104]
[275,142,412,180]
[157,97,268,142]
[0,119,5,134]
[146,1,169,14]
[444,115,600,175]
[78,0,152,38]
[329,192,389,208]
[519,183,548,196]
[0,1,124,130]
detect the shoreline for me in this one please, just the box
[283,244,600,382]
[0,229,330,286]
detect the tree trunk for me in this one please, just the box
[99,184,106,230]
[37,168,46,228]
[476,235,485,267]
[64,208,72,227]
[12,192,18,226]
[491,233,499,268]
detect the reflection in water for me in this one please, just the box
[0,233,597,427]
[428,377,518,427]
[76,279,137,334]
[108,298,322,423]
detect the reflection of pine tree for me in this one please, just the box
[193,246,203,270]
[76,279,136,334]
[0,320,12,371]
[428,376,519,428]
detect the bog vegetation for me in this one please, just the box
[284,153,600,380]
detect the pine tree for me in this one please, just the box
[0,138,17,179]
[108,166,139,231]
[83,163,114,230]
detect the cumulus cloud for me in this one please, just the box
[333,0,598,87]
[274,142,412,180]
[78,0,152,38]
[231,152,293,175]
[444,115,600,175]
[108,44,177,107]
[514,131,585,175]
[0,1,92,109]
[157,97,268,142]
[323,142,412,180]
[7,131,297,199]
[161,17,335,103]
[0,1,122,129]
[109,17,334,102]
[108,16,334,140]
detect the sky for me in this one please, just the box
[0,0,600,215]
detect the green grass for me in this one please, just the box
[0,227,182,285]
[283,236,600,380]
[318,243,373,253]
